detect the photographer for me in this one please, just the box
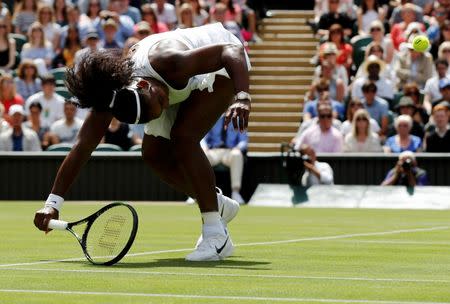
[381,151,428,186]
[299,144,334,188]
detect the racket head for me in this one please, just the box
[75,202,138,266]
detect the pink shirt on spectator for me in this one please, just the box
[294,125,343,153]
[390,22,425,50]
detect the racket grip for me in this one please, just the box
[48,219,68,230]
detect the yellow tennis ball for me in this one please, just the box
[412,35,430,52]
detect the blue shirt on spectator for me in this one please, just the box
[12,133,23,151]
[362,96,389,126]
[384,135,422,153]
[203,116,248,153]
[383,167,429,186]
[303,99,345,120]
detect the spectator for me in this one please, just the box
[341,98,380,136]
[106,0,135,43]
[0,102,10,133]
[294,103,344,153]
[100,18,122,49]
[402,82,429,125]
[390,3,424,50]
[23,101,50,149]
[389,2,423,27]
[104,117,141,151]
[0,16,16,72]
[361,81,389,136]
[177,3,195,29]
[356,0,386,36]
[74,29,101,67]
[437,42,450,75]
[0,104,41,151]
[423,59,449,113]
[433,78,450,107]
[53,0,69,27]
[352,55,394,101]
[211,3,245,43]
[79,0,102,30]
[303,88,344,121]
[394,37,433,90]
[14,60,41,102]
[365,20,394,64]
[321,24,353,72]
[389,96,425,139]
[151,0,178,30]
[59,5,89,50]
[12,0,38,35]
[53,24,82,68]
[344,108,383,152]
[188,0,209,26]
[140,4,169,34]
[201,114,248,204]
[210,0,242,25]
[430,20,450,60]
[317,0,353,38]
[425,103,450,152]
[314,48,347,101]
[0,74,25,124]
[21,22,54,76]
[384,114,422,153]
[133,21,152,41]
[37,4,61,52]
[25,74,64,129]
[426,4,448,46]
[381,151,428,186]
[298,144,334,187]
[236,0,261,43]
[49,101,83,145]
[113,0,141,24]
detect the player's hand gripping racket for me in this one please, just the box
[48,202,138,266]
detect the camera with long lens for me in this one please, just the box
[301,154,311,163]
[402,158,412,170]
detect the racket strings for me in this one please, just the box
[85,206,134,263]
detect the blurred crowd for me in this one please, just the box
[0,0,262,151]
[292,0,450,155]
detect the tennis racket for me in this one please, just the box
[48,202,138,266]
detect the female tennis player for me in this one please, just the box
[33,23,251,261]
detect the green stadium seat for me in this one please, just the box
[95,143,123,152]
[129,144,142,152]
[9,33,27,53]
[50,67,67,84]
[351,36,373,70]
[55,87,72,99]
[47,143,73,152]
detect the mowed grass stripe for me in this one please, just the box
[1,289,450,304]
[2,267,450,284]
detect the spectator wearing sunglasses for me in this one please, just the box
[423,59,449,113]
[366,20,394,64]
[341,98,380,137]
[317,0,354,39]
[344,108,383,152]
[294,103,343,153]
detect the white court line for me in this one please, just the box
[0,289,449,304]
[0,226,447,268]
[338,240,450,246]
[2,267,450,284]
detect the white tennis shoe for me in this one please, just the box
[185,231,234,261]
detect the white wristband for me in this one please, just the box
[45,194,64,211]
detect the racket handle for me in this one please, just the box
[48,219,68,230]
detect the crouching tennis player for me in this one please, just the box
[34,23,251,261]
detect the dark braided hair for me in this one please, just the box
[65,49,134,112]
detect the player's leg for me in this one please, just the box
[170,76,237,261]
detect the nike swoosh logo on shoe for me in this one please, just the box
[215,236,229,254]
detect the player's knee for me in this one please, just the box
[230,149,243,160]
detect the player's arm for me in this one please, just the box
[152,43,250,131]
[34,111,113,232]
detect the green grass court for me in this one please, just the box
[1,202,450,303]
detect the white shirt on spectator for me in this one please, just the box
[301,161,334,187]
[50,117,84,144]
[42,23,61,45]
[340,118,380,136]
[423,76,443,104]
[150,3,177,26]
[351,76,394,101]
[25,92,65,128]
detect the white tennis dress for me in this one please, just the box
[130,23,251,139]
